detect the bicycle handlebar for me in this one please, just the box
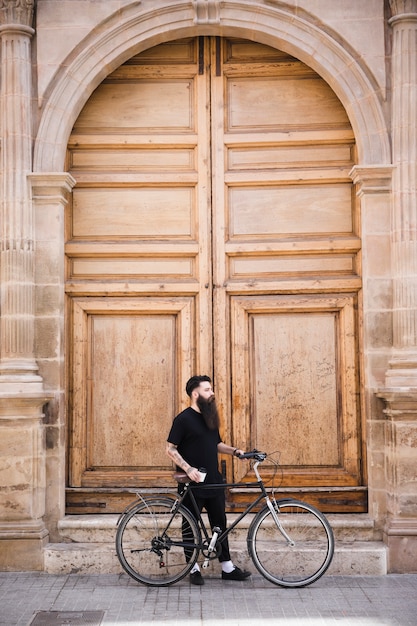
[236,449,267,462]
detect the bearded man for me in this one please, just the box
[166,375,251,585]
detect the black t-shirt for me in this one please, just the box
[167,407,223,497]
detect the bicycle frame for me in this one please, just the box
[171,460,294,559]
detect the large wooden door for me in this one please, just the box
[66,37,365,513]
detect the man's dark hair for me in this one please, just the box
[185,375,211,397]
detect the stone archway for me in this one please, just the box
[33,1,390,172]
[30,0,393,570]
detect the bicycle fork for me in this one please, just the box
[266,498,295,547]
[252,459,295,547]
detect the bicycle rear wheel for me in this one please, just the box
[247,499,334,587]
[116,497,201,586]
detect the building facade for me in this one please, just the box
[0,0,416,573]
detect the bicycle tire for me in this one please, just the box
[116,497,201,586]
[247,499,334,587]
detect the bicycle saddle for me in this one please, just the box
[173,472,189,483]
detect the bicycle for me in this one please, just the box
[115,450,335,588]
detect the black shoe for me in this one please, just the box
[190,571,204,585]
[221,566,251,581]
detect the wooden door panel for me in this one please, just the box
[212,39,363,510]
[70,297,194,488]
[228,184,353,237]
[74,80,196,131]
[66,35,212,497]
[69,256,195,281]
[230,294,360,487]
[67,38,213,501]
[227,144,353,170]
[229,254,355,280]
[226,77,350,131]
[252,312,339,466]
[70,147,196,171]
[72,187,196,238]
[88,315,174,469]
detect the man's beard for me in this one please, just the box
[197,394,220,430]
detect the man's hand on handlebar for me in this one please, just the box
[236,449,267,461]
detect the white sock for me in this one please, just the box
[221,560,235,574]
[190,563,200,574]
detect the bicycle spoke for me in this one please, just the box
[116,498,200,586]
[248,500,334,587]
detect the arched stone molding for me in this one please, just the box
[33,0,390,173]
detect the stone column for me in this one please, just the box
[377,0,417,573]
[0,0,50,570]
[385,0,417,386]
[0,0,41,389]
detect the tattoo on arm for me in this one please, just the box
[166,443,191,473]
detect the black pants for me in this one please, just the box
[181,489,231,563]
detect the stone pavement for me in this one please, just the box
[0,572,416,626]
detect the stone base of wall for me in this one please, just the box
[0,521,48,571]
[384,518,417,573]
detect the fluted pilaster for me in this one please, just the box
[377,1,417,575]
[0,0,41,387]
[385,0,417,386]
[0,2,51,570]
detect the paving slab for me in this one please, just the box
[0,572,416,626]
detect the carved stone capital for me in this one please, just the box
[0,0,34,27]
[377,387,417,417]
[389,0,417,24]
[350,165,393,196]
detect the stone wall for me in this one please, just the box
[0,0,416,572]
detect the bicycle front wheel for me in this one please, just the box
[116,497,201,586]
[247,499,334,587]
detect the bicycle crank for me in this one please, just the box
[202,527,221,568]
